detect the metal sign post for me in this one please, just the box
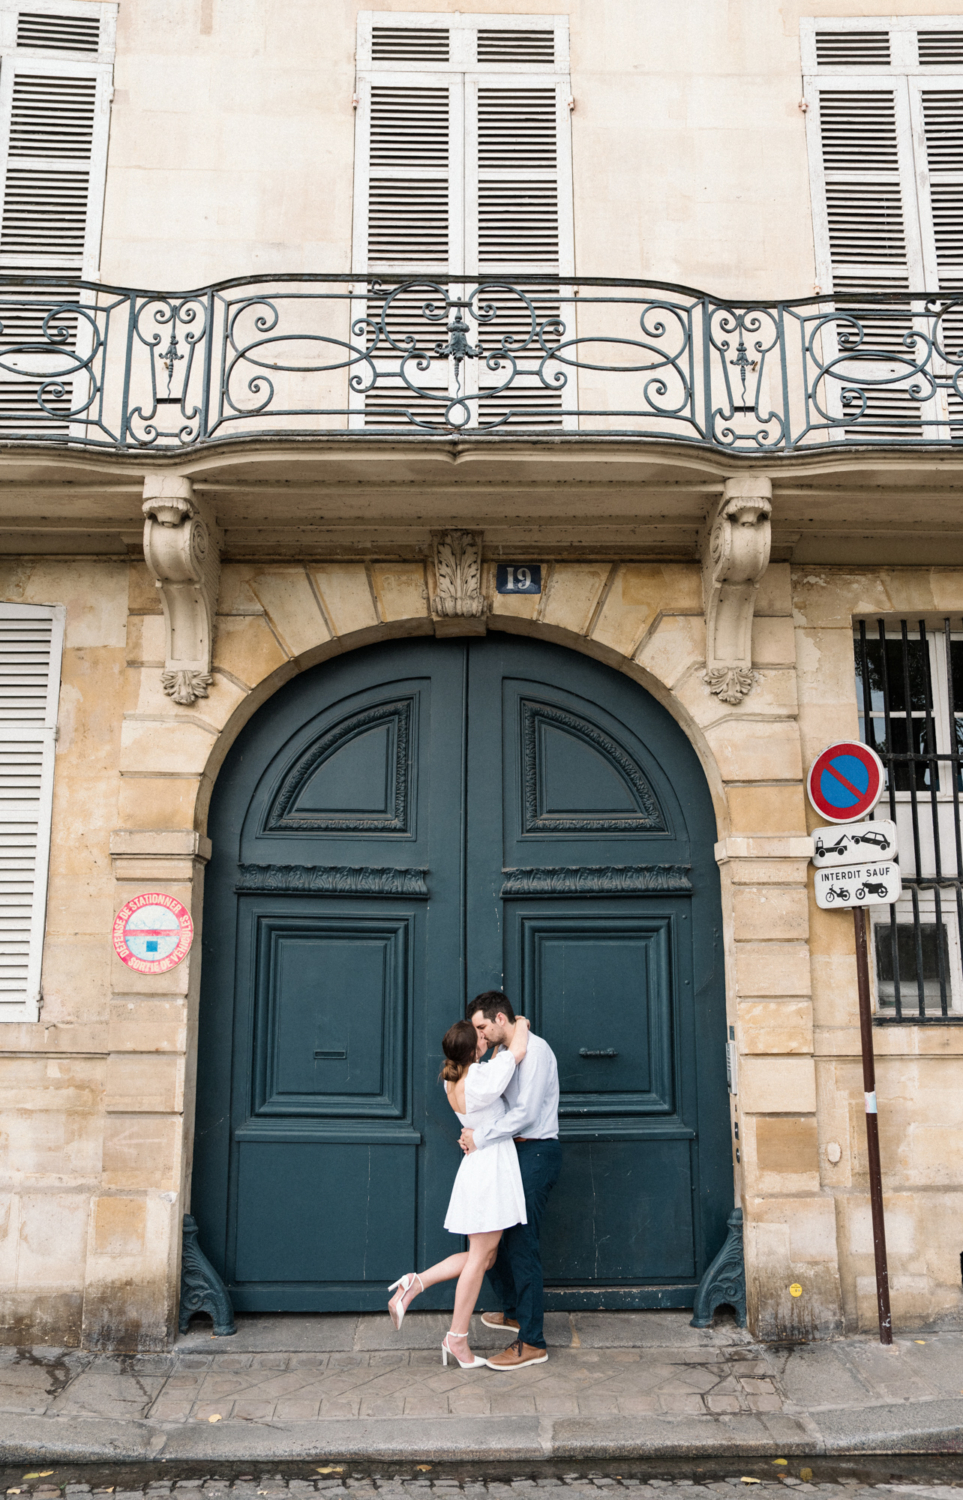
[853,906,893,1345]
[808,741,893,1347]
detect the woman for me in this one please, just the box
[387,1014,530,1368]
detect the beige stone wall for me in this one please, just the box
[2,552,962,1346]
[794,567,963,1334]
[102,0,963,297]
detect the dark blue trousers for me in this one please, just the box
[485,1138,562,1349]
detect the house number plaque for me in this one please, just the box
[496,564,541,594]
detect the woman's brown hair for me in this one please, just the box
[440,1019,477,1083]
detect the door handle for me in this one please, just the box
[314,1049,347,1060]
[579,1048,618,1058]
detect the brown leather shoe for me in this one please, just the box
[485,1339,548,1370]
[480,1311,520,1332]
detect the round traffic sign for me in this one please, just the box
[112,892,193,974]
[807,741,884,823]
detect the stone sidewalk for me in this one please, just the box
[1,1312,962,1463]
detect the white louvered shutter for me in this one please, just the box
[465,78,572,276]
[805,77,924,308]
[0,0,116,279]
[355,12,573,428]
[911,78,963,367]
[801,17,963,432]
[0,0,115,435]
[0,603,64,1024]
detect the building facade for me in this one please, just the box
[1,0,962,1350]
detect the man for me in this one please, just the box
[461,990,561,1370]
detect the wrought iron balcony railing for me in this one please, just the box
[2,273,963,453]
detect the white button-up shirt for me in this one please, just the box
[471,1031,560,1149]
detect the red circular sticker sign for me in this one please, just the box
[112,892,193,974]
[807,741,885,824]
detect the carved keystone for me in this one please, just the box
[430,529,489,636]
[142,474,221,706]
[701,476,772,705]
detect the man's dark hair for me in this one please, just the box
[467,990,516,1025]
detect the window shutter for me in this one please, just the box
[803,17,963,429]
[354,12,573,428]
[0,0,116,279]
[0,2,115,434]
[912,83,963,311]
[806,76,925,301]
[354,12,571,276]
[0,602,64,1024]
[352,75,462,272]
[465,78,572,275]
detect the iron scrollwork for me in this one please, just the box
[0,273,961,452]
[179,1213,235,1337]
[690,1207,747,1329]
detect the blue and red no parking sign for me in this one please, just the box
[807,741,885,823]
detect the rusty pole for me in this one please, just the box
[853,905,893,1345]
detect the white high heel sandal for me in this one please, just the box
[387,1271,424,1331]
[441,1330,486,1369]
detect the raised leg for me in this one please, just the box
[388,1251,468,1322]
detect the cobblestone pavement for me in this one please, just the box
[0,1313,962,1461]
[2,1468,963,1497]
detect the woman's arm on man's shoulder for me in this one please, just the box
[508,1016,530,1064]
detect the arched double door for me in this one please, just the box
[193,635,730,1311]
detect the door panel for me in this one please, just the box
[194,634,729,1312]
[516,909,675,1110]
[542,1140,696,1283]
[249,911,410,1116]
[234,1142,417,1284]
[467,640,724,1301]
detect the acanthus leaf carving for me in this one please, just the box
[701,476,772,705]
[235,864,429,896]
[143,474,221,707]
[501,864,691,896]
[162,668,213,705]
[431,529,489,633]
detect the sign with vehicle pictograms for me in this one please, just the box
[807,741,884,823]
[812,819,897,869]
[813,861,901,910]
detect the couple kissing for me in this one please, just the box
[387,991,561,1370]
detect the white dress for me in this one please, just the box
[443,1049,528,1235]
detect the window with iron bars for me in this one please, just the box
[855,619,963,1022]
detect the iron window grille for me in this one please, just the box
[855,619,963,1022]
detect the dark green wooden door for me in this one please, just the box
[193,636,729,1311]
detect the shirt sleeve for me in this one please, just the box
[465,1049,516,1111]
[471,1044,545,1149]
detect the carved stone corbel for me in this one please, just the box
[701,476,772,705]
[142,474,221,706]
[430,529,489,636]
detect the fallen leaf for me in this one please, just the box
[415,1467,432,1473]
[208,1414,221,1423]
[773,1461,788,1467]
[800,1470,813,1483]
[315,1470,343,1476]
[741,1480,762,1486]
[914,1339,926,1344]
